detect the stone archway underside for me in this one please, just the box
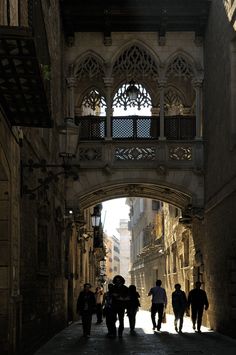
[68,181,193,212]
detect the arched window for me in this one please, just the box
[112,82,153,139]
[78,88,107,140]
[81,88,106,116]
[112,82,152,113]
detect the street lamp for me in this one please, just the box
[91,204,103,248]
[91,206,101,228]
[126,80,139,101]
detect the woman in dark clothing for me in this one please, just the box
[172,283,187,333]
[127,285,140,334]
[109,275,130,338]
[187,281,209,333]
[76,283,96,337]
[103,283,114,337]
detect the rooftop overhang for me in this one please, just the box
[60,0,211,37]
[0,26,52,128]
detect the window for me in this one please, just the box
[114,246,120,253]
[183,237,190,267]
[152,200,161,211]
[172,245,177,273]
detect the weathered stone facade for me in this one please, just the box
[201,0,236,337]
[1,0,236,353]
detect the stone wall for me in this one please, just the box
[19,0,67,353]
[0,115,21,354]
[203,0,236,337]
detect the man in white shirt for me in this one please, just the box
[148,279,167,331]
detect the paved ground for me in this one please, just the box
[34,310,236,355]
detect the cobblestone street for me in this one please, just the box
[34,310,236,355]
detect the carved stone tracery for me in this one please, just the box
[166,55,195,79]
[75,56,105,79]
[113,83,152,110]
[169,145,192,160]
[112,45,159,79]
[81,88,106,111]
[115,146,156,161]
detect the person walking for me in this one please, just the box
[148,279,167,331]
[187,281,209,333]
[109,275,129,338]
[172,283,187,333]
[76,283,96,338]
[95,286,104,324]
[103,283,114,337]
[127,285,140,334]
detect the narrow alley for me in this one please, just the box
[34,311,236,355]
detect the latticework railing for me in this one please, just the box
[164,116,196,140]
[112,116,159,140]
[76,116,106,140]
[76,115,196,140]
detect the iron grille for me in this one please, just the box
[76,116,106,140]
[112,116,159,140]
[165,116,195,140]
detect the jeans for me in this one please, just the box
[151,303,164,330]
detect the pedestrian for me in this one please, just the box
[103,283,114,337]
[172,283,187,333]
[148,279,167,331]
[187,281,209,333]
[109,275,129,338]
[95,286,104,324]
[76,283,96,338]
[127,284,140,334]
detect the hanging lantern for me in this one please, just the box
[125,80,139,101]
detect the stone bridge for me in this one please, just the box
[67,139,204,216]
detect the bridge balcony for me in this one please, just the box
[76,115,203,173]
[76,115,196,141]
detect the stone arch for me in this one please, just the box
[67,172,202,212]
[153,84,187,109]
[163,51,201,115]
[164,50,200,79]
[112,81,153,112]
[73,50,106,80]
[76,85,107,111]
[111,41,160,83]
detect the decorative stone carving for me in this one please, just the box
[156,164,167,175]
[169,145,192,160]
[81,88,106,111]
[113,83,152,110]
[112,45,159,79]
[79,147,102,161]
[75,56,105,79]
[115,146,156,161]
[166,55,194,79]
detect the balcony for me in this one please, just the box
[0,1,52,127]
[76,115,196,141]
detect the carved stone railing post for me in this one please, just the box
[192,78,203,140]
[103,77,113,140]
[158,80,167,140]
[66,76,77,119]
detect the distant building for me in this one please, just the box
[117,219,131,285]
[112,235,120,276]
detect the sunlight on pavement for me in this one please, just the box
[123,309,212,335]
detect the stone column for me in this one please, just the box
[103,77,113,140]
[66,76,77,119]
[158,80,167,140]
[192,79,203,140]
